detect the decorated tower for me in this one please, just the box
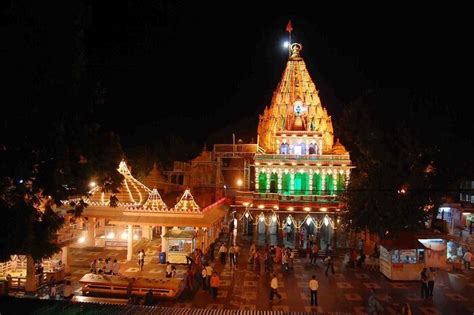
[236,40,353,246]
[254,43,353,199]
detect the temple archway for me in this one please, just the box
[326,174,334,195]
[258,172,267,193]
[294,172,309,195]
[269,172,278,193]
[312,173,322,195]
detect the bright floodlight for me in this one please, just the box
[306,217,312,225]
[236,179,243,187]
[106,232,115,239]
[89,181,97,188]
[78,236,85,244]
[283,41,289,48]
[121,231,128,240]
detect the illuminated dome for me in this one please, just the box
[257,42,335,153]
[332,138,347,155]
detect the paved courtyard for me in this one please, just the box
[20,236,474,314]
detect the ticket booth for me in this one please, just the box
[379,238,425,281]
[164,228,195,264]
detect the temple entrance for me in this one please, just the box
[319,219,333,251]
[294,172,309,195]
[270,172,278,193]
[326,174,334,195]
[312,173,322,195]
[257,219,266,235]
[282,218,296,248]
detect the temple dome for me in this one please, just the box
[332,138,347,155]
[257,42,335,153]
[141,162,167,189]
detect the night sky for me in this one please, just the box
[2,2,472,151]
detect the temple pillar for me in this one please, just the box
[277,169,282,193]
[255,167,260,191]
[142,226,152,240]
[161,226,168,254]
[321,170,326,194]
[345,169,351,188]
[319,139,323,155]
[127,224,133,261]
[87,217,96,247]
[266,170,271,191]
[309,169,313,194]
[61,246,70,273]
[290,171,295,195]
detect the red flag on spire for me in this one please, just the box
[286,20,293,33]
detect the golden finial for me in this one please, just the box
[290,43,303,60]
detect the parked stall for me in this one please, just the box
[163,228,195,264]
[379,238,425,281]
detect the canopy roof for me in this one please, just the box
[86,161,150,207]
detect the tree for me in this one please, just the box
[0,186,63,262]
[336,89,446,236]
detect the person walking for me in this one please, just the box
[427,267,436,297]
[201,265,208,290]
[269,273,282,303]
[463,249,472,270]
[205,263,213,293]
[210,271,220,300]
[138,250,145,271]
[420,268,429,299]
[367,288,384,314]
[234,244,240,266]
[229,245,235,270]
[219,243,227,265]
[325,255,335,276]
[309,275,319,306]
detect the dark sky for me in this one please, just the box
[2,2,472,149]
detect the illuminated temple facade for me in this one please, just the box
[235,43,353,246]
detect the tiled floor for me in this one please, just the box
[16,236,474,314]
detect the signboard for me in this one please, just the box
[105,240,127,248]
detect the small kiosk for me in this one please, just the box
[163,228,195,264]
[379,237,425,281]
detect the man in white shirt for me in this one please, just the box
[309,275,319,306]
[463,250,472,270]
[269,273,282,302]
[219,244,227,265]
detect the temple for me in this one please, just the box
[234,43,354,249]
